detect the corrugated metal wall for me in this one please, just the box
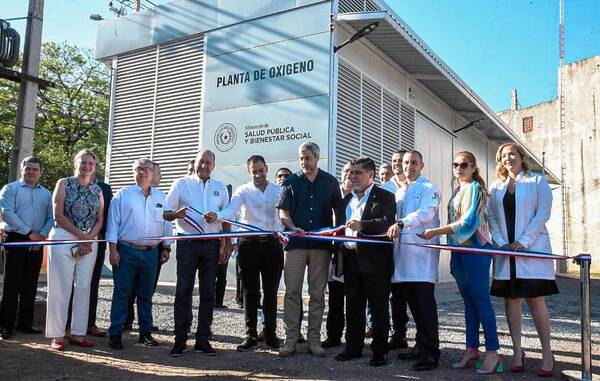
[338,0,380,13]
[108,35,204,191]
[336,59,414,179]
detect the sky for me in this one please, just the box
[3,0,600,111]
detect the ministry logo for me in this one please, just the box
[214,123,237,152]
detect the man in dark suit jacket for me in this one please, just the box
[334,157,396,367]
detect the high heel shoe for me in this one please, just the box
[476,354,503,374]
[537,355,554,377]
[510,350,526,373]
[452,351,480,369]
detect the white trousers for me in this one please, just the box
[45,227,97,338]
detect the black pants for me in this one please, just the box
[343,249,390,357]
[214,260,228,307]
[403,282,440,360]
[126,244,163,327]
[0,233,43,331]
[326,279,345,341]
[174,239,219,342]
[390,282,409,338]
[237,236,283,338]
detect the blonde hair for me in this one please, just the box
[455,151,488,194]
[495,143,531,181]
[73,149,97,175]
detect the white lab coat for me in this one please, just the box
[488,171,555,280]
[392,176,441,283]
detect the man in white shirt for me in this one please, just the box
[381,150,410,351]
[164,149,230,357]
[106,158,172,350]
[387,150,441,371]
[205,155,283,351]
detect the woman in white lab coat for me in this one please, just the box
[488,143,558,378]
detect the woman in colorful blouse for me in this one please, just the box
[422,151,500,374]
[46,149,104,350]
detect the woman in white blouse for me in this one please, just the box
[488,143,558,378]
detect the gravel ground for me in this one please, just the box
[0,275,598,380]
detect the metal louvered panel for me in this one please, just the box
[338,0,365,13]
[110,48,157,190]
[152,36,204,191]
[400,100,415,150]
[336,60,361,177]
[365,0,380,11]
[382,89,400,163]
[360,76,382,165]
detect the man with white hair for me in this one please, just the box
[106,158,172,350]
[276,141,343,357]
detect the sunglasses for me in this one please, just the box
[452,162,472,170]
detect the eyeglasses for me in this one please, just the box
[452,162,472,170]
[134,167,153,174]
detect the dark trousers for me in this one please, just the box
[403,281,440,360]
[390,282,409,338]
[326,279,345,341]
[214,260,228,307]
[87,240,106,327]
[108,244,158,336]
[174,239,219,342]
[343,249,390,357]
[237,236,283,338]
[67,241,107,331]
[0,233,43,330]
[126,244,163,327]
[235,258,243,306]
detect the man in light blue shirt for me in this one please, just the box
[106,158,172,350]
[0,156,53,339]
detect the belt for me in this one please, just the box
[119,241,158,251]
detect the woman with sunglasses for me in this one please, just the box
[488,143,557,378]
[421,151,500,374]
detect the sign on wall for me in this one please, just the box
[201,3,331,170]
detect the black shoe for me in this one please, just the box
[170,341,187,357]
[214,304,228,309]
[138,332,158,347]
[335,349,362,361]
[412,354,439,371]
[194,339,216,356]
[256,329,266,342]
[265,337,281,350]
[0,327,14,340]
[397,345,420,360]
[236,337,258,352]
[369,353,388,367]
[388,334,408,350]
[321,338,342,348]
[15,326,43,334]
[109,335,124,350]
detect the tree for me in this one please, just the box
[0,42,110,189]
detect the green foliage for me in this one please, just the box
[0,42,110,189]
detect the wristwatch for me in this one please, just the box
[395,221,404,230]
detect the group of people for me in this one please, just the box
[0,140,558,377]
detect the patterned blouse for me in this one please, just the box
[63,176,101,231]
[447,180,491,247]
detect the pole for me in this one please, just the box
[561,254,600,381]
[557,0,569,273]
[8,0,44,182]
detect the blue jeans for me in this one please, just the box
[450,251,499,351]
[108,244,158,336]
